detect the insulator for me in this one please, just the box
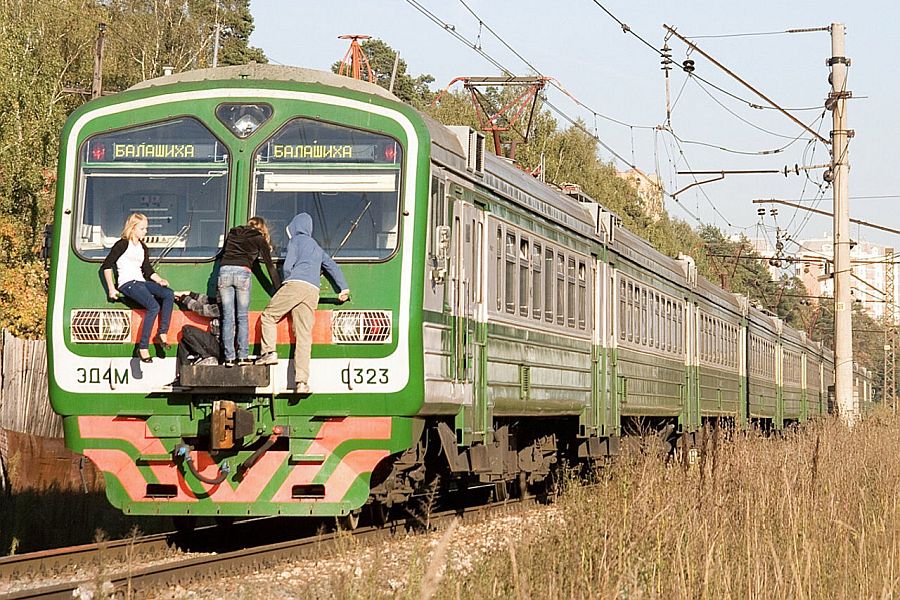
[682,59,695,73]
[757,208,766,217]
[823,168,834,183]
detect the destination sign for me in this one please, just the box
[266,143,376,163]
[85,141,221,163]
[115,143,196,159]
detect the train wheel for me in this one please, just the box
[538,470,560,504]
[173,515,197,534]
[517,472,528,498]
[492,480,510,502]
[339,509,361,531]
[369,502,389,526]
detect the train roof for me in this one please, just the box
[128,63,400,102]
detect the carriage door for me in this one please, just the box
[450,199,486,434]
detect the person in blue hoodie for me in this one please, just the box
[255,213,350,394]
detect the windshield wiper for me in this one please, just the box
[152,220,191,267]
[334,198,371,257]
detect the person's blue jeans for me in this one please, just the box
[218,265,252,361]
[119,280,175,349]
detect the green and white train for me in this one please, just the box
[47,64,874,524]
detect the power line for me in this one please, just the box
[455,0,656,132]
[686,31,799,39]
[586,0,662,56]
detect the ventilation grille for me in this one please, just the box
[519,365,531,400]
[332,310,392,344]
[71,309,131,343]
[447,126,485,175]
[469,130,485,174]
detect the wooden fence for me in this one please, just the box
[0,329,61,437]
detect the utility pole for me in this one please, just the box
[829,23,854,423]
[212,0,221,68]
[91,23,106,99]
[388,51,400,94]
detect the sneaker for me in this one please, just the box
[236,358,253,367]
[255,352,279,366]
[223,360,235,368]
[193,356,219,366]
[294,381,311,394]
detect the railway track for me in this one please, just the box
[3,495,535,599]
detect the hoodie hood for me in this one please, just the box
[287,213,313,239]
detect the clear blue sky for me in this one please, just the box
[249,1,900,252]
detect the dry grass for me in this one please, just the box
[339,410,900,600]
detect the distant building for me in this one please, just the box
[749,234,899,320]
[796,236,898,320]
[616,169,664,221]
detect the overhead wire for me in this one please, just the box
[407,0,671,184]
[582,0,828,235]
[454,0,716,226]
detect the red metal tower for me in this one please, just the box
[432,76,549,159]
[337,34,375,83]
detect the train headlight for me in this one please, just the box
[70,309,132,343]
[331,310,392,344]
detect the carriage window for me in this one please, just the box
[253,118,402,260]
[505,232,516,314]
[567,258,576,328]
[626,281,634,342]
[619,280,627,341]
[519,238,530,317]
[640,288,648,345]
[76,118,228,260]
[545,247,554,323]
[430,176,445,257]
[655,295,661,349]
[496,227,503,311]
[556,253,566,326]
[577,261,587,330]
[532,243,543,320]
[636,288,643,344]
[676,303,683,355]
[662,300,672,352]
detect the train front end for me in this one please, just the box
[46,66,429,520]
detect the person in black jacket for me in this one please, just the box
[217,216,282,367]
[100,213,175,363]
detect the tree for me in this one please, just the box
[207,0,266,66]
[0,0,265,337]
[0,1,94,336]
[102,0,266,83]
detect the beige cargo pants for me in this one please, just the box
[260,280,319,385]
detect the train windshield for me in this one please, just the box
[75,118,229,260]
[252,118,402,260]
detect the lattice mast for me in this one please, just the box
[885,247,896,409]
[432,76,548,159]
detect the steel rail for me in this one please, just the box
[6,497,536,599]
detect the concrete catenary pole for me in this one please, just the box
[829,23,854,423]
[91,23,106,99]
[212,0,221,68]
